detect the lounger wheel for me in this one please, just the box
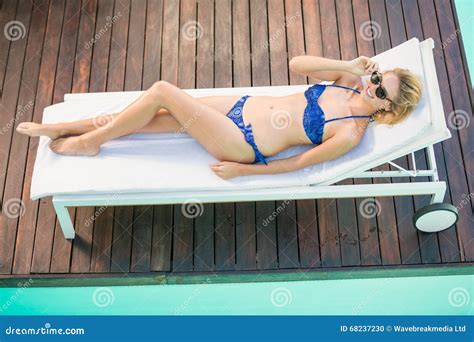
[412,203,459,233]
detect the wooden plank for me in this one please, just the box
[131,206,153,272]
[235,202,256,270]
[90,206,114,273]
[88,0,115,273]
[193,205,214,271]
[214,0,232,88]
[368,0,401,265]
[110,207,134,272]
[0,0,17,97]
[193,0,215,272]
[143,0,163,89]
[317,0,342,268]
[256,202,278,269]
[433,0,473,261]
[150,205,173,272]
[160,0,180,83]
[69,0,99,274]
[335,0,361,267]
[108,0,130,92]
[172,205,194,272]
[107,0,132,273]
[0,0,33,274]
[29,0,65,274]
[215,202,235,270]
[276,201,299,267]
[10,0,49,275]
[384,0,422,265]
[49,0,82,274]
[302,0,323,84]
[296,200,320,268]
[124,0,146,90]
[351,0,381,266]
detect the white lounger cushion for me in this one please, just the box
[30,38,450,200]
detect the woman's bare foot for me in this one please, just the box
[49,136,100,156]
[16,122,64,140]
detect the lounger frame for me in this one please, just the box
[47,38,450,239]
[53,144,446,239]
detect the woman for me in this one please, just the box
[16,56,422,180]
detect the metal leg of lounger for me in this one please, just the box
[430,181,447,204]
[52,197,75,239]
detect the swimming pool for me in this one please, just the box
[1,274,472,315]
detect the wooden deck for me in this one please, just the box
[0,0,473,285]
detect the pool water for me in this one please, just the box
[1,275,472,315]
[455,0,474,84]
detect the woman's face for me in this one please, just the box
[362,71,400,111]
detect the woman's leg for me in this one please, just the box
[16,109,178,139]
[49,81,255,162]
[16,96,240,137]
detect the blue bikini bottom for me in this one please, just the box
[226,95,268,165]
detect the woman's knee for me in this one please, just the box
[148,80,171,102]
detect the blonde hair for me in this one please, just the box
[373,68,423,125]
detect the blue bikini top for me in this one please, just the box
[303,83,373,145]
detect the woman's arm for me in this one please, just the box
[210,131,359,179]
[289,55,378,82]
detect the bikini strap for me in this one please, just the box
[324,115,372,124]
[326,83,361,94]
[323,84,373,123]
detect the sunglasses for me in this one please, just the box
[370,71,393,103]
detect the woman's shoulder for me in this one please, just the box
[333,74,363,92]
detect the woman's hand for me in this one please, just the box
[210,161,243,180]
[347,56,379,76]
